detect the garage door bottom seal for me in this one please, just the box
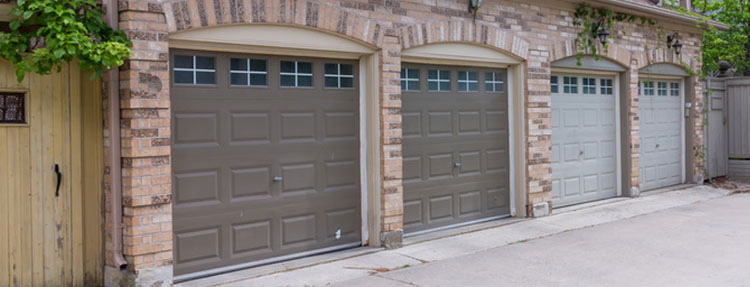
[404,214,511,239]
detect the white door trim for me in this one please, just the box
[615,73,622,197]
[681,78,686,183]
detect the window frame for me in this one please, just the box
[229,57,268,87]
[563,76,578,94]
[600,78,613,95]
[486,72,505,93]
[401,68,420,92]
[172,55,217,86]
[457,71,479,92]
[582,77,597,94]
[324,63,355,89]
[279,60,314,88]
[427,69,451,92]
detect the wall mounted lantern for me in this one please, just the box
[667,33,682,55]
[591,20,610,45]
[468,0,484,23]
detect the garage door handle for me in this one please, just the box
[656,144,660,149]
[54,163,62,197]
[453,162,462,168]
[273,176,283,182]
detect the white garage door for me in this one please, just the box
[551,74,618,207]
[638,79,683,191]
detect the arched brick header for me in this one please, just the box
[550,39,632,68]
[396,21,530,60]
[162,0,386,47]
[633,47,698,71]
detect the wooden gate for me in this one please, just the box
[705,78,728,178]
[0,60,103,286]
[727,77,750,178]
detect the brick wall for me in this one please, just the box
[108,0,705,279]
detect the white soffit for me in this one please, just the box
[639,63,690,77]
[401,42,522,67]
[168,24,376,58]
[551,56,626,72]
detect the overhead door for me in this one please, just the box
[638,79,683,191]
[551,74,618,207]
[402,64,510,234]
[171,50,361,277]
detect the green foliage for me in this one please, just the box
[0,0,132,82]
[688,0,750,76]
[573,3,664,65]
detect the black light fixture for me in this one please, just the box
[591,20,610,45]
[667,33,682,55]
[468,0,484,23]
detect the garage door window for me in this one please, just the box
[670,82,680,96]
[230,58,267,86]
[657,82,668,96]
[173,55,216,85]
[428,69,450,91]
[550,76,559,93]
[324,63,354,88]
[280,61,313,87]
[563,76,578,94]
[486,72,505,92]
[582,77,596,94]
[600,79,613,95]
[401,69,420,91]
[642,81,655,96]
[457,71,478,92]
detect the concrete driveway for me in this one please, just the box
[333,193,750,287]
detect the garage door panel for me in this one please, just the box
[458,111,481,134]
[230,166,272,200]
[403,63,510,234]
[429,195,454,221]
[175,226,223,266]
[172,51,361,276]
[639,79,683,191]
[457,151,481,175]
[551,74,618,207]
[459,191,482,216]
[231,220,273,256]
[174,113,220,146]
[230,112,271,144]
[174,170,221,207]
[428,153,454,179]
[428,112,452,135]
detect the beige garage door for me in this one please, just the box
[171,50,361,277]
[402,63,511,234]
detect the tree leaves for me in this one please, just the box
[0,0,132,82]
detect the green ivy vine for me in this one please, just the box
[0,0,132,82]
[573,3,665,65]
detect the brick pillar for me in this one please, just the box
[378,31,404,248]
[691,74,705,182]
[525,53,553,215]
[111,0,173,285]
[628,59,641,195]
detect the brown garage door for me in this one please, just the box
[170,49,361,277]
[402,63,511,234]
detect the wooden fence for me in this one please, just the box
[726,77,750,178]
